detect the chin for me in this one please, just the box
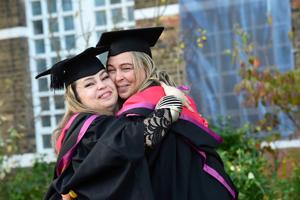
[119,93,130,100]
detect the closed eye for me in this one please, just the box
[84,82,94,88]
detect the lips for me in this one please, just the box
[99,91,112,99]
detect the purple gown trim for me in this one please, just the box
[56,114,99,176]
[188,140,237,199]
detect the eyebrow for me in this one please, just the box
[82,77,94,82]
[107,63,133,67]
[99,70,106,76]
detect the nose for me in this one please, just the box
[96,80,106,90]
[115,70,124,82]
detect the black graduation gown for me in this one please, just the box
[44,113,154,200]
[117,86,238,200]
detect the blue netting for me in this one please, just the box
[180,0,294,136]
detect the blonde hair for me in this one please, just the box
[52,83,114,151]
[130,51,176,92]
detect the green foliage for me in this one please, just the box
[212,121,300,200]
[213,123,272,199]
[230,24,300,132]
[0,161,54,200]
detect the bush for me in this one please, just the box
[212,122,300,200]
[0,161,54,200]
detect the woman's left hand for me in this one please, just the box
[160,82,194,112]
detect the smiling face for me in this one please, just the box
[75,69,118,113]
[107,52,146,100]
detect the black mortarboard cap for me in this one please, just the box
[96,26,164,57]
[35,47,106,89]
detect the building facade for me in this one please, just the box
[0,0,299,155]
[0,0,181,154]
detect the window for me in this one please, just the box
[63,16,74,30]
[36,59,46,72]
[111,0,121,4]
[41,116,51,127]
[54,95,65,109]
[49,18,59,33]
[31,1,42,16]
[55,114,63,124]
[33,20,43,35]
[96,11,107,26]
[40,97,50,111]
[34,39,45,54]
[127,6,134,21]
[112,8,123,24]
[48,0,57,14]
[95,0,105,6]
[62,0,73,11]
[42,134,52,148]
[38,78,48,91]
[65,35,76,50]
[51,57,59,65]
[50,37,61,52]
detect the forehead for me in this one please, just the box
[107,52,133,65]
[77,69,106,81]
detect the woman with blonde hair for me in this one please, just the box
[96,27,238,200]
[38,47,187,200]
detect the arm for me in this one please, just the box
[144,95,182,147]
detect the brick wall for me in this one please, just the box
[0,0,35,153]
[136,14,186,85]
[0,0,26,28]
[135,0,178,9]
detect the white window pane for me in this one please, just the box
[42,134,52,148]
[95,0,105,6]
[51,57,59,65]
[38,78,48,91]
[112,8,123,24]
[40,97,50,111]
[54,95,65,109]
[31,1,42,16]
[111,0,121,4]
[33,20,43,35]
[65,35,76,50]
[36,59,46,72]
[63,16,74,30]
[50,37,61,52]
[127,6,134,21]
[35,39,45,54]
[41,116,51,127]
[48,0,57,14]
[49,18,59,33]
[62,0,73,11]
[55,114,63,124]
[96,11,107,26]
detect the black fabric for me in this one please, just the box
[44,114,154,200]
[96,27,164,57]
[35,47,106,89]
[120,108,238,200]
